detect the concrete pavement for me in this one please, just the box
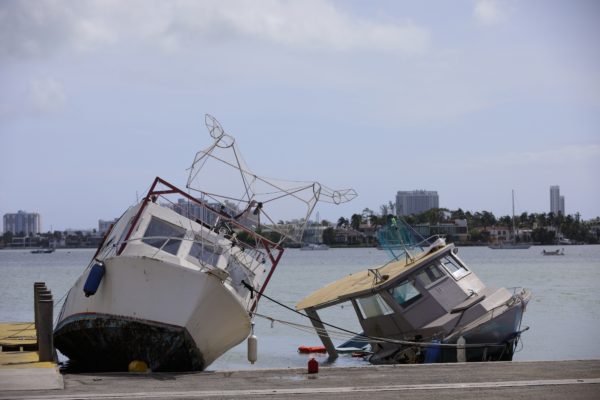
[0,359,598,399]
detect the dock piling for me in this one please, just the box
[33,282,46,345]
[33,283,54,362]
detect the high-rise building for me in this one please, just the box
[396,190,439,216]
[549,185,565,215]
[3,211,41,235]
[99,218,119,234]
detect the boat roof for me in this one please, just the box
[296,243,451,311]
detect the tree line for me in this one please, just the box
[314,207,599,245]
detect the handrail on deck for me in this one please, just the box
[111,176,284,313]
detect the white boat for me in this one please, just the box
[300,243,329,250]
[542,248,564,256]
[300,213,329,250]
[297,220,531,364]
[54,115,356,371]
[488,190,531,250]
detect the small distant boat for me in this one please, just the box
[488,190,531,250]
[301,213,329,250]
[300,243,329,250]
[31,248,55,254]
[542,249,564,256]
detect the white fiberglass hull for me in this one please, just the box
[55,255,251,371]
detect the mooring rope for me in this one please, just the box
[242,280,522,350]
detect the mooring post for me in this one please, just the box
[34,284,49,345]
[38,293,54,362]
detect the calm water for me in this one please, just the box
[1,245,599,370]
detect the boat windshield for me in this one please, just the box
[416,263,446,286]
[356,294,394,319]
[389,280,421,307]
[142,217,186,255]
[189,240,221,266]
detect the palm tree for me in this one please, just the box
[480,211,496,229]
[337,217,349,228]
[452,208,466,220]
[536,212,548,228]
[498,215,512,228]
[387,201,396,216]
[379,204,389,217]
[350,214,362,230]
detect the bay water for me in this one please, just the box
[1,245,598,370]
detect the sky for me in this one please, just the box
[1,0,599,231]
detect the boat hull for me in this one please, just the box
[54,314,204,371]
[54,255,251,371]
[439,295,528,362]
[370,290,530,364]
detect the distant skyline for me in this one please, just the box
[1,0,599,231]
[0,184,584,233]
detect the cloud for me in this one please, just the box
[155,0,430,54]
[29,77,67,114]
[474,0,505,26]
[0,0,116,59]
[465,144,600,169]
[0,0,430,60]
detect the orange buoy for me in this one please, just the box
[298,345,327,354]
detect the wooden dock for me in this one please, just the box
[0,322,63,391]
[0,322,37,352]
[0,282,64,391]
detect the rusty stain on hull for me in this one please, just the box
[54,314,205,372]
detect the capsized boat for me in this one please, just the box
[54,115,356,372]
[296,220,531,364]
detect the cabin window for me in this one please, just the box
[440,255,468,279]
[416,263,445,286]
[142,217,186,255]
[389,280,421,307]
[356,294,394,319]
[189,241,221,266]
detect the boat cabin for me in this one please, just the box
[297,242,513,360]
[90,178,281,313]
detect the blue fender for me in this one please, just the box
[83,262,105,297]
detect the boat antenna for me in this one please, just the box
[186,114,357,244]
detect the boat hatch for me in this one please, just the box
[142,216,186,255]
[439,255,469,280]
